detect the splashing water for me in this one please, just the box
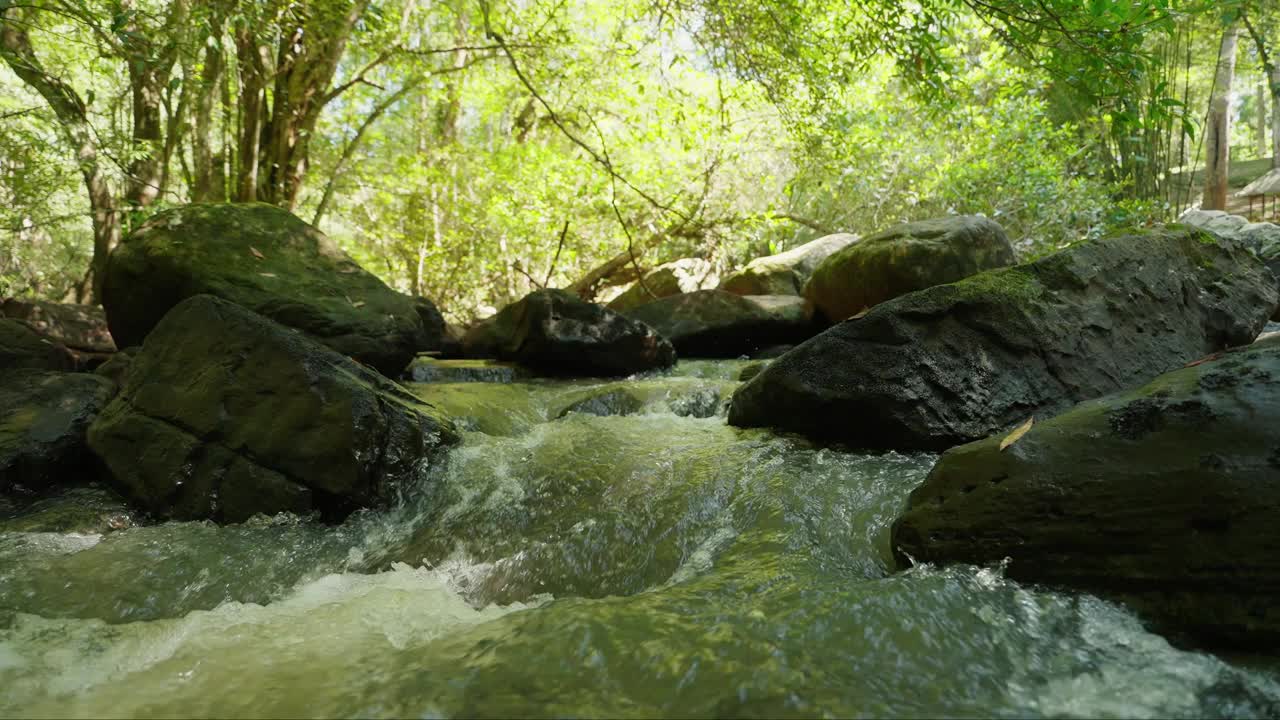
[2,362,1278,718]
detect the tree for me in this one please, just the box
[1203,23,1239,211]
[1242,2,1280,167]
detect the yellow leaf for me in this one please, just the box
[249,246,264,260]
[999,416,1034,451]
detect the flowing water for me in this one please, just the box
[2,359,1279,718]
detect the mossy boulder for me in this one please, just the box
[606,258,718,313]
[891,336,1280,649]
[803,215,1016,322]
[624,290,815,358]
[729,226,1278,450]
[1,371,116,494]
[0,319,76,372]
[719,233,858,296]
[87,295,459,523]
[462,289,675,377]
[103,203,426,375]
[1180,209,1280,319]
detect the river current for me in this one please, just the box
[1,360,1278,717]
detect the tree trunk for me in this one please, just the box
[193,14,227,202]
[1259,77,1269,160]
[1203,25,1239,212]
[1273,64,1280,169]
[0,4,120,302]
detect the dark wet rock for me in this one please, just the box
[624,290,814,358]
[0,485,135,534]
[729,226,1278,450]
[93,347,138,387]
[405,357,528,383]
[891,336,1280,650]
[1181,209,1280,319]
[750,344,794,359]
[719,233,858,296]
[103,203,425,375]
[462,289,675,377]
[553,382,728,419]
[410,296,447,352]
[606,259,719,313]
[87,295,459,523]
[1,299,116,353]
[737,361,769,382]
[1,371,116,495]
[555,388,647,418]
[803,215,1016,322]
[0,319,76,372]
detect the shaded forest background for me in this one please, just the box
[1,0,1277,322]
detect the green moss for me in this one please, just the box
[947,265,1043,305]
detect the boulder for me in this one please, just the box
[891,336,1280,649]
[0,319,75,372]
[410,296,447,352]
[803,215,1016,322]
[0,299,116,353]
[405,357,527,384]
[729,226,1278,450]
[625,290,814,358]
[606,259,718,313]
[1180,209,1280,318]
[103,203,425,375]
[1,371,116,494]
[719,233,859,296]
[87,295,459,523]
[462,289,675,377]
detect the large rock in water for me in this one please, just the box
[719,233,858,296]
[1,371,116,494]
[0,319,75,372]
[624,290,814,357]
[891,336,1280,649]
[606,258,718,313]
[803,215,1016,322]
[87,295,459,523]
[462,289,675,376]
[729,226,1278,450]
[103,203,425,375]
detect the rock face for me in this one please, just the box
[103,203,425,375]
[0,319,76,372]
[87,295,459,523]
[410,296,447,352]
[729,226,1278,450]
[1,371,116,494]
[1180,209,1280,318]
[891,336,1280,649]
[625,290,814,358]
[0,300,116,353]
[719,233,859,296]
[462,289,675,376]
[803,215,1016,322]
[405,357,527,384]
[606,259,719,313]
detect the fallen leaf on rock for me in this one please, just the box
[1184,352,1223,368]
[999,416,1034,451]
[259,272,276,278]
[249,246,264,260]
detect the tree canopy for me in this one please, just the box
[0,0,1273,320]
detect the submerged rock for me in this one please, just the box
[462,289,675,377]
[88,295,459,523]
[405,357,528,384]
[891,336,1280,649]
[606,258,719,313]
[803,215,1016,322]
[103,203,426,375]
[0,319,76,372]
[729,226,1278,450]
[719,233,859,296]
[1,370,116,494]
[624,290,814,358]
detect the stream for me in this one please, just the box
[2,359,1279,718]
